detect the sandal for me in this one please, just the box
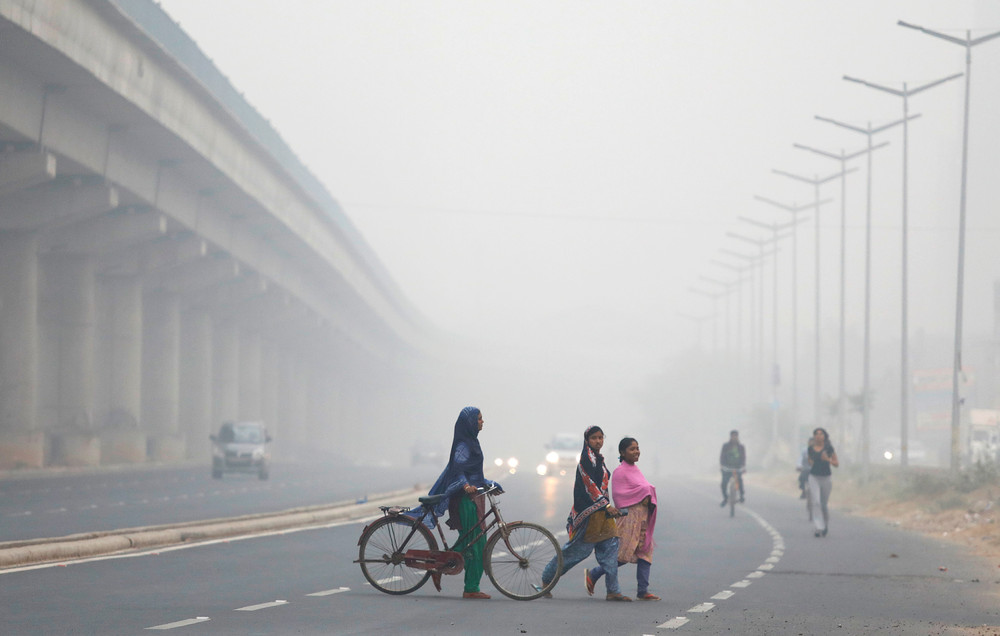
[606,592,633,602]
[584,568,595,596]
[637,593,661,601]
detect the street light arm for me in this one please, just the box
[843,141,890,161]
[772,169,814,185]
[871,113,921,135]
[815,170,856,185]
[711,259,745,273]
[908,72,964,95]
[738,216,773,231]
[815,114,867,135]
[971,29,1000,46]
[753,194,812,213]
[897,20,967,46]
[720,249,755,261]
[793,143,841,161]
[843,74,904,97]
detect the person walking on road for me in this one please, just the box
[585,437,661,601]
[719,430,746,507]
[417,406,501,599]
[807,427,839,537]
[798,435,814,521]
[540,426,632,601]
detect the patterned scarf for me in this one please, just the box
[567,425,610,539]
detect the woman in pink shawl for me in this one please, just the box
[585,437,660,601]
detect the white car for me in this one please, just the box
[537,433,580,476]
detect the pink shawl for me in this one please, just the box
[611,461,658,553]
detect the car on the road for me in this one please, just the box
[211,421,272,479]
[537,432,580,476]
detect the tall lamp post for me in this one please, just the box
[739,216,807,452]
[842,71,962,468]
[720,248,776,404]
[689,287,725,354]
[815,113,919,481]
[793,141,889,447]
[897,21,1000,472]
[771,168,852,433]
[712,260,754,365]
[700,275,742,356]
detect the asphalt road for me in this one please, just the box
[0,459,441,542]
[2,468,998,635]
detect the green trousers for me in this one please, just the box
[453,494,485,593]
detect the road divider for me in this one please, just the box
[0,486,423,570]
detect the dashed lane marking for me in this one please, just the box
[687,602,715,613]
[145,617,210,630]
[711,590,735,600]
[657,617,690,629]
[731,580,751,588]
[235,600,288,612]
[306,587,350,596]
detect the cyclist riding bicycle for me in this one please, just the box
[719,429,746,507]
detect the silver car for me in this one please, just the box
[211,421,272,480]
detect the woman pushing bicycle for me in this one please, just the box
[416,406,501,599]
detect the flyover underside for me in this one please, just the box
[0,1,429,469]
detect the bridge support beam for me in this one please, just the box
[212,321,239,430]
[96,274,145,464]
[142,290,183,462]
[180,308,212,461]
[0,231,42,468]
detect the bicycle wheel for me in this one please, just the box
[729,478,737,517]
[358,515,437,595]
[485,521,562,600]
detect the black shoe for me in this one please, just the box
[814,530,822,537]
[821,528,827,537]
[720,498,728,508]
[739,496,745,503]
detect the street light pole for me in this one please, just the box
[752,197,817,440]
[842,71,962,469]
[898,21,1000,472]
[815,113,919,481]
[793,141,889,449]
[721,248,776,404]
[689,288,725,354]
[712,260,754,366]
[700,275,742,356]
[772,168,854,435]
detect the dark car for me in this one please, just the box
[211,421,271,479]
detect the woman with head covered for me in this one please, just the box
[419,406,501,599]
[539,425,632,601]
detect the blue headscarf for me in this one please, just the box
[418,407,495,528]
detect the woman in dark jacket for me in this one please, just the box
[539,425,631,601]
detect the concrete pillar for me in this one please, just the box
[238,328,262,420]
[97,275,146,463]
[180,308,212,460]
[212,320,239,430]
[0,232,43,468]
[260,338,279,440]
[42,254,99,467]
[278,349,307,456]
[142,290,183,461]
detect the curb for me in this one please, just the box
[0,486,423,570]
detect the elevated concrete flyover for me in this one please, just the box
[0,0,438,469]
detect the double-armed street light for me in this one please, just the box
[793,141,889,447]
[699,275,744,356]
[771,168,853,435]
[897,21,1000,472]
[815,113,920,481]
[842,71,962,469]
[720,247,776,404]
[712,259,755,362]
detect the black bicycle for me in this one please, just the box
[355,484,563,600]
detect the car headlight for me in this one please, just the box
[507,457,519,468]
[494,457,504,467]
[536,464,548,476]
[546,451,559,464]
[252,448,265,459]
[883,451,893,461]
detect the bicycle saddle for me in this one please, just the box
[418,493,447,506]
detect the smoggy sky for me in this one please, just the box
[155,1,1000,392]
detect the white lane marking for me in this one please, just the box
[658,617,690,629]
[731,580,751,588]
[7,511,32,517]
[765,556,779,563]
[757,563,774,571]
[306,587,350,596]
[235,600,287,612]
[711,590,735,600]
[375,576,402,585]
[747,571,765,579]
[44,507,67,514]
[146,617,210,630]
[687,602,715,613]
